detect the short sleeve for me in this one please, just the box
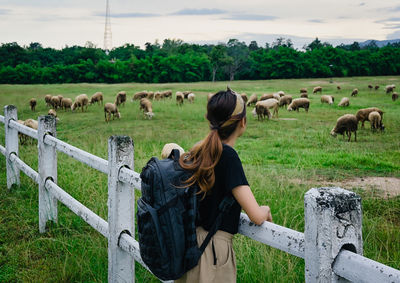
[221,146,249,192]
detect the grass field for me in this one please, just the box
[0,76,399,282]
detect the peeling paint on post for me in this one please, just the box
[4,105,20,189]
[38,115,58,233]
[304,187,363,283]
[108,136,135,283]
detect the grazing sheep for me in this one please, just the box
[240,93,248,103]
[385,85,395,94]
[115,91,127,106]
[301,93,308,98]
[287,98,310,112]
[90,92,103,105]
[188,93,195,103]
[29,98,37,111]
[338,97,350,107]
[337,86,341,91]
[140,98,155,119]
[133,91,148,101]
[368,84,373,90]
[321,95,334,105]
[147,91,154,100]
[392,92,399,101]
[161,143,185,159]
[260,93,274,101]
[20,119,39,144]
[374,85,379,90]
[57,95,63,105]
[255,99,279,118]
[183,91,192,99]
[24,118,38,130]
[273,93,281,100]
[50,96,61,110]
[313,86,322,94]
[176,92,184,106]
[17,119,27,144]
[71,94,89,112]
[279,95,292,108]
[277,91,285,97]
[330,114,358,142]
[162,90,172,99]
[368,111,384,131]
[351,88,358,97]
[300,88,307,93]
[356,107,384,128]
[254,103,271,121]
[104,103,121,122]
[44,94,52,107]
[48,109,57,118]
[61,98,73,111]
[247,94,258,106]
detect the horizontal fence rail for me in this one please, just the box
[9,153,39,183]
[0,114,4,124]
[118,167,142,190]
[0,144,5,157]
[9,119,38,139]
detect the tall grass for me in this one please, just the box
[0,76,399,282]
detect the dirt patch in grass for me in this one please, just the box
[291,177,400,198]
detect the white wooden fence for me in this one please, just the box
[0,104,399,283]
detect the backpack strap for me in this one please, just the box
[168,148,181,160]
[198,195,236,253]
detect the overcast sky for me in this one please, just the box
[1,0,400,50]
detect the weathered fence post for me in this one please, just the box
[108,136,135,283]
[38,115,58,233]
[4,105,20,189]
[304,187,363,282]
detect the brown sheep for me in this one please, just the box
[61,98,73,111]
[48,109,57,118]
[50,96,61,110]
[330,114,358,142]
[279,95,292,108]
[287,98,310,112]
[300,88,307,93]
[338,97,350,107]
[183,91,192,99]
[57,95,63,105]
[368,111,384,131]
[321,95,334,105]
[337,85,341,91]
[21,119,39,145]
[140,98,155,119]
[260,93,274,101]
[147,91,154,100]
[133,91,148,100]
[368,84,373,90]
[385,85,395,94]
[277,91,285,97]
[301,93,308,98]
[255,99,279,118]
[29,98,37,111]
[356,107,384,128]
[176,92,184,106]
[392,92,399,101]
[71,94,89,112]
[115,91,127,106]
[351,88,358,97]
[313,86,322,94]
[247,94,258,106]
[241,93,248,103]
[154,91,161,100]
[162,90,172,99]
[374,85,379,90]
[254,103,271,121]
[104,103,121,122]
[44,94,52,107]
[90,92,103,105]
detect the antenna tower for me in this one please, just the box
[104,0,112,54]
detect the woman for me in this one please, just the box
[176,87,273,283]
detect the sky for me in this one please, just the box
[1,0,400,50]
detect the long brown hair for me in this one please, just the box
[179,87,246,195]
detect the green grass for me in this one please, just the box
[0,76,399,282]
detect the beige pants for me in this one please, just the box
[175,226,236,283]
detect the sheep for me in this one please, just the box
[17,119,27,144]
[140,98,155,119]
[337,85,341,91]
[300,93,308,98]
[71,94,89,112]
[183,91,192,99]
[188,93,195,103]
[330,114,358,142]
[89,92,103,105]
[133,91,148,101]
[61,98,73,111]
[161,90,172,99]
[279,95,292,108]
[254,102,271,121]
[374,85,379,90]
[161,143,185,159]
[356,107,384,128]
[48,109,57,118]
[115,91,127,106]
[351,88,358,97]
[207,93,214,102]
[240,93,248,103]
[385,85,395,94]
[338,97,350,107]
[313,86,322,94]
[176,92,184,106]
[247,94,258,106]
[57,95,63,105]
[255,99,279,118]
[19,119,38,145]
[368,84,373,90]
[287,98,310,112]
[50,96,61,110]
[300,88,307,93]
[273,93,281,100]
[44,94,52,107]
[29,98,37,111]
[277,91,285,97]
[147,91,154,100]
[392,92,399,101]
[368,111,384,131]
[104,103,121,122]
[260,93,274,101]
[321,95,334,105]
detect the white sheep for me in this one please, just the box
[255,99,279,118]
[140,98,155,119]
[71,94,89,112]
[368,111,384,131]
[187,93,195,103]
[321,95,334,105]
[338,97,350,107]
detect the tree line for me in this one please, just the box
[0,38,399,84]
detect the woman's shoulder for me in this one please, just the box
[222,144,240,159]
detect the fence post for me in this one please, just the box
[38,115,58,233]
[4,105,20,189]
[108,136,135,283]
[304,187,363,282]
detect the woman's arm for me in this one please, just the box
[232,185,273,225]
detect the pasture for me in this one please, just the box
[0,76,399,282]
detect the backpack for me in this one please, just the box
[137,149,235,281]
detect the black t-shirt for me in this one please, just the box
[197,144,249,234]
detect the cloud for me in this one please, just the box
[94,12,160,18]
[308,19,324,23]
[359,2,366,6]
[394,5,400,12]
[387,30,400,39]
[222,14,277,21]
[383,24,400,30]
[0,8,10,15]
[171,8,226,16]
